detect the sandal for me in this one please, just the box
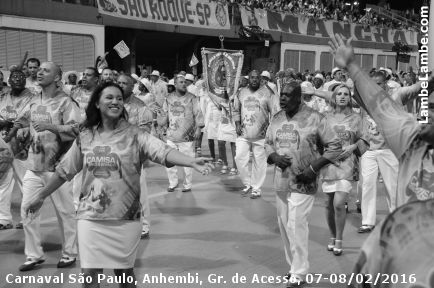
[229,168,238,175]
[0,223,13,230]
[327,238,336,251]
[15,222,23,229]
[220,166,228,174]
[333,240,343,256]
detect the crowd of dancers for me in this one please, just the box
[0,34,433,288]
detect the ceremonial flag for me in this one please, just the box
[189,53,199,67]
[113,41,130,59]
[201,48,243,106]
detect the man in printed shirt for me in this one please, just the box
[233,70,275,199]
[0,69,34,230]
[265,81,341,287]
[162,75,204,192]
[25,58,41,94]
[16,62,80,271]
[329,34,434,288]
[149,70,168,107]
[117,74,154,238]
[70,67,99,122]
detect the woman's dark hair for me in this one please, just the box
[82,82,127,129]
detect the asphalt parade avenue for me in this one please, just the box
[0,145,390,288]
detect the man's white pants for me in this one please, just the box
[166,140,194,189]
[0,159,26,225]
[21,170,78,259]
[361,149,398,226]
[276,191,314,277]
[140,167,150,232]
[235,138,267,191]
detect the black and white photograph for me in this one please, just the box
[0,0,432,287]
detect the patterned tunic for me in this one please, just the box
[233,86,274,141]
[265,106,341,194]
[17,89,81,172]
[162,92,204,143]
[56,120,174,220]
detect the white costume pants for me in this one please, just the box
[276,191,314,277]
[235,138,267,191]
[360,149,399,226]
[21,170,78,259]
[0,159,26,225]
[166,140,194,189]
[140,167,150,232]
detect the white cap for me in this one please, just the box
[331,67,341,77]
[379,67,392,77]
[185,74,195,82]
[167,79,175,86]
[261,71,271,79]
[314,73,324,81]
[150,70,160,77]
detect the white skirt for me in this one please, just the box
[77,219,141,269]
[322,180,352,193]
[217,122,237,143]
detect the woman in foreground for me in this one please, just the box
[24,82,214,288]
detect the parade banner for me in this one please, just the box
[201,48,243,105]
[98,0,230,30]
[239,6,420,46]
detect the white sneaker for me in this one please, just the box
[287,275,306,288]
[250,189,261,199]
[241,186,252,196]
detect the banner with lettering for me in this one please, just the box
[239,6,420,46]
[201,48,243,105]
[98,0,230,30]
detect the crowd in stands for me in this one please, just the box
[231,0,419,30]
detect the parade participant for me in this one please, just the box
[323,67,342,91]
[0,69,34,230]
[62,71,79,95]
[265,81,341,287]
[24,81,214,288]
[161,75,204,192]
[70,67,99,209]
[217,95,238,175]
[193,75,206,156]
[204,91,222,163]
[16,61,80,271]
[101,68,114,83]
[117,74,154,239]
[25,58,41,94]
[0,71,9,93]
[261,71,278,95]
[149,70,168,107]
[319,84,364,255]
[329,33,434,288]
[379,67,401,95]
[233,70,275,199]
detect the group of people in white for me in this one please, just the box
[0,34,433,288]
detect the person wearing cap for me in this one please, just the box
[185,74,198,96]
[160,75,205,192]
[233,70,275,199]
[323,67,343,92]
[240,76,249,89]
[149,70,168,108]
[379,67,401,95]
[261,71,278,95]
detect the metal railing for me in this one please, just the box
[366,4,420,29]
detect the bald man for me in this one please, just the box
[17,62,80,271]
